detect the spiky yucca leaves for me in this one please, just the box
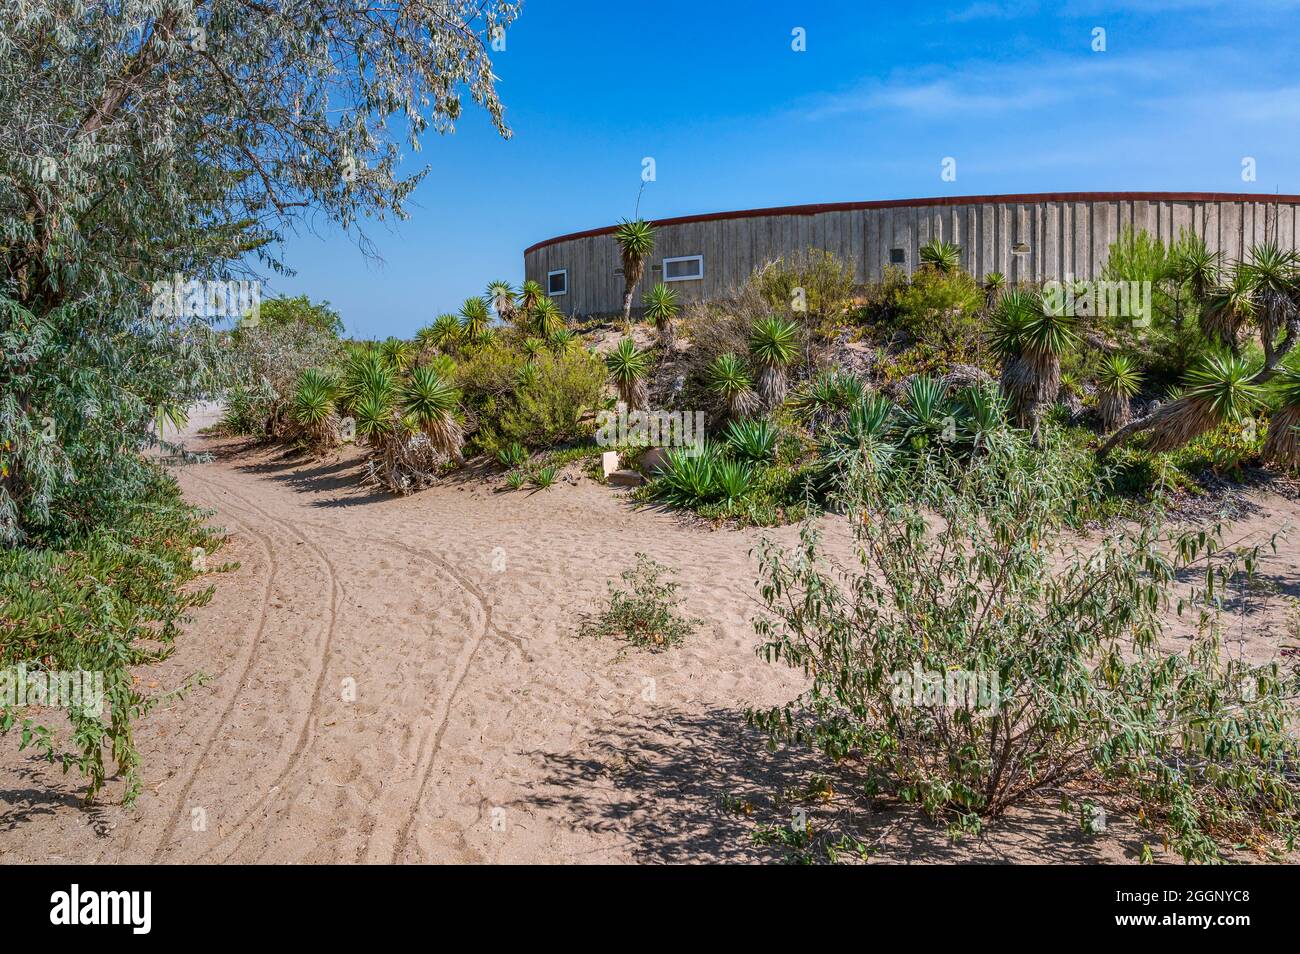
[486,280,518,326]
[706,353,759,420]
[519,279,545,313]
[606,338,651,409]
[379,336,415,370]
[992,289,1076,439]
[531,297,565,339]
[291,368,343,451]
[982,271,1006,310]
[458,295,492,342]
[789,369,865,431]
[402,364,464,464]
[749,315,799,409]
[1143,354,1262,453]
[548,328,578,352]
[1170,234,1220,304]
[1200,268,1257,355]
[958,383,1011,453]
[339,349,396,417]
[897,375,954,450]
[919,238,961,274]
[1096,354,1142,432]
[1243,242,1298,341]
[1263,369,1300,470]
[643,283,679,347]
[521,337,545,363]
[428,313,463,352]
[613,218,657,322]
[723,418,776,463]
[816,392,898,487]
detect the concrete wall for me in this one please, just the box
[522,192,1300,318]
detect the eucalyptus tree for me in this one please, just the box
[0,0,520,543]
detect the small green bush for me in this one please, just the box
[497,348,605,449]
[891,267,985,359]
[581,553,701,651]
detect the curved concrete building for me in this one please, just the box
[523,191,1300,318]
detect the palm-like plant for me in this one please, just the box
[789,369,865,430]
[486,280,518,326]
[613,218,656,322]
[292,368,342,451]
[705,353,759,420]
[519,279,545,314]
[379,336,414,370]
[723,418,776,463]
[1242,242,1299,340]
[982,272,1006,311]
[606,338,650,409]
[339,349,396,416]
[1143,354,1262,453]
[642,283,679,347]
[531,297,565,339]
[521,336,545,363]
[548,328,578,352]
[897,375,953,449]
[1170,235,1221,305]
[992,289,1076,439]
[1096,354,1142,432]
[919,238,961,274]
[1199,267,1256,355]
[402,364,464,464]
[428,313,462,352]
[1263,368,1300,470]
[748,315,799,409]
[458,295,492,342]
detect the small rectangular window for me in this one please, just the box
[662,255,704,282]
[889,247,906,265]
[547,269,568,296]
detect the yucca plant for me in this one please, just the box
[789,370,864,430]
[291,368,343,451]
[548,328,578,352]
[531,297,565,339]
[1142,354,1263,453]
[613,217,656,322]
[505,470,527,491]
[815,392,898,488]
[521,337,545,363]
[643,283,679,348]
[652,446,720,507]
[1096,354,1142,432]
[458,295,492,342]
[1242,242,1298,340]
[1170,234,1221,305]
[429,313,463,352]
[1263,368,1300,470]
[531,464,558,489]
[897,375,953,450]
[606,338,651,409]
[486,280,518,326]
[749,315,799,409]
[496,442,528,470]
[958,383,1011,453]
[1200,267,1257,355]
[919,238,961,274]
[339,349,396,415]
[379,336,415,371]
[401,364,464,464]
[992,289,1076,440]
[982,271,1006,311]
[723,418,776,463]
[519,279,545,313]
[713,458,755,504]
[705,353,759,420]
[352,387,397,445]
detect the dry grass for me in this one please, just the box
[1142,396,1220,453]
[1263,404,1300,471]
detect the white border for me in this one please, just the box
[547,268,568,296]
[662,254,704,282]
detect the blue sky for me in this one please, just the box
[265,0,1300,339]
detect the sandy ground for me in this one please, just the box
[2,411,1298,864]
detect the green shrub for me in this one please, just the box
[750,439,1300,862]
[581,553,701,651]
[891,267,985,358]
[497,348,605,449]
[754,248,856,323]
[1,468,225,803]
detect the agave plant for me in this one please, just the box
[705,353,759,420]
[723,418,776,463]
[519,279,545,313]
[1142,354,1262,453]
[1263,369,1300,471]
[1096,354,1142,432]
[815,392,898,489]
[486,280,518,326]
[652,445,720,507]
[789,370,864,430]
[749,315,799,409]
[496,442,528,470]
[531,464,559,489]
[606,338,651,409]
[1200,267,1257,355]
[642,283,679,348]
[458,295,492,342]
[401,364,464,464]
[531,297,565,339]
[919,238,961,274]
[291,368,342,451]
[712,458,755,504]
[613,217,656,322]
[992,289,1076,441]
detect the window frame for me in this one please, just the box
[547,268,568,296]
[661,254,705,283]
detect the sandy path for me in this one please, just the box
[3,422,1298,864]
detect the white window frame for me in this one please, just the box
[547,268,568,296]
[662,254,704,283]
